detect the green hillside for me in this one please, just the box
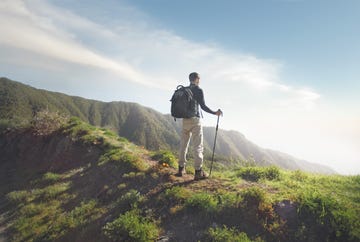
[0,77,179,151]
[0,114,358,241]
[0,77,334,174]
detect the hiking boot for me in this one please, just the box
[194,169,208,180]
[175,166,186,177]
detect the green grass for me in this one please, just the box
[8,180,105,242]
[162,167,360,241]
[185,192,218,214]
[103,209,159,242]
[12,199,105,241]
[115,189,145,210]
[151,150,178,168]
[239,168,360,241]
[206,225,255,242]
[43,172,62,182]
[163,186,192,202]
[235,166,281,182]
[7,182,71,204]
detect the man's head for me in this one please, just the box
[189,72,200,86]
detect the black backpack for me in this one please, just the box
[170,85,197,120]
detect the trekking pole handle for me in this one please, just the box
[215,109,222,130]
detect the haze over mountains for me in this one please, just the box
[0,77,335,174]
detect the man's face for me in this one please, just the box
[194,76,200,86]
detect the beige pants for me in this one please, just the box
[179,117,203,170]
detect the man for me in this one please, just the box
[176,72,222,180]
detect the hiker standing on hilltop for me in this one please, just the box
[176,72,222,180]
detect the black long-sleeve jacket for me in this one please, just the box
[189,84,216,117]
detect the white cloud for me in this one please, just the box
[0,0,321,106]
[0,0,155,87]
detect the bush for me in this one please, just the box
[164,186,192,202]
[0,118,30,131]
[216,192,242,209]
[151,150,177,168]
[236,167,263,182]
[236,166,280,182]
[116,189,145,210]
[31,109,69,135]
[295,191,357,241]
[103,209,159,242]
[206,225,252,242]
[99,148,146,171]
[241,187,267,208]
[264,166,280,180]
[0,119,14,131]
[64,117,95,138]
[291,170,308,181]
[185,192,218,214]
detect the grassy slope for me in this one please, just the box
[0,117,358,242]
[0,77,179,151]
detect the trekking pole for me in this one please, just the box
[209,112,221,176]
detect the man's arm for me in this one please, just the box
[198,89,217,115]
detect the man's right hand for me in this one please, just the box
[215,109,223,116]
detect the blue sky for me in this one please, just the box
[1,0,359,174]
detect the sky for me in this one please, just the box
[1,0,359,175]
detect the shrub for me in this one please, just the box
[120,151,147,171]
[164,186,192,202]
[295,191,357,241]
[31,109,69,135]
[185,192,218,214]
[236,166,280,182]
[99,148,146,171]
[291,170,308,181]
[103,209,159,242]
[0,117,30,131]
[151,150,177,168]
[64,117,95,138]
[102,128,118,138]
[0,119,13,131]
[216,192,242,209]
[264,166,280,180]
[236,167,264,182]
[206,225,252,242]
[241,187,266,208]
[116,189,145,210]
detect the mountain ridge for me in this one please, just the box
[0,77,335,174]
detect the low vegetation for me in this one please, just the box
[103,209,159,242]
[206,225,254,242]
[1,114,359,241]
[151,150,178,168]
